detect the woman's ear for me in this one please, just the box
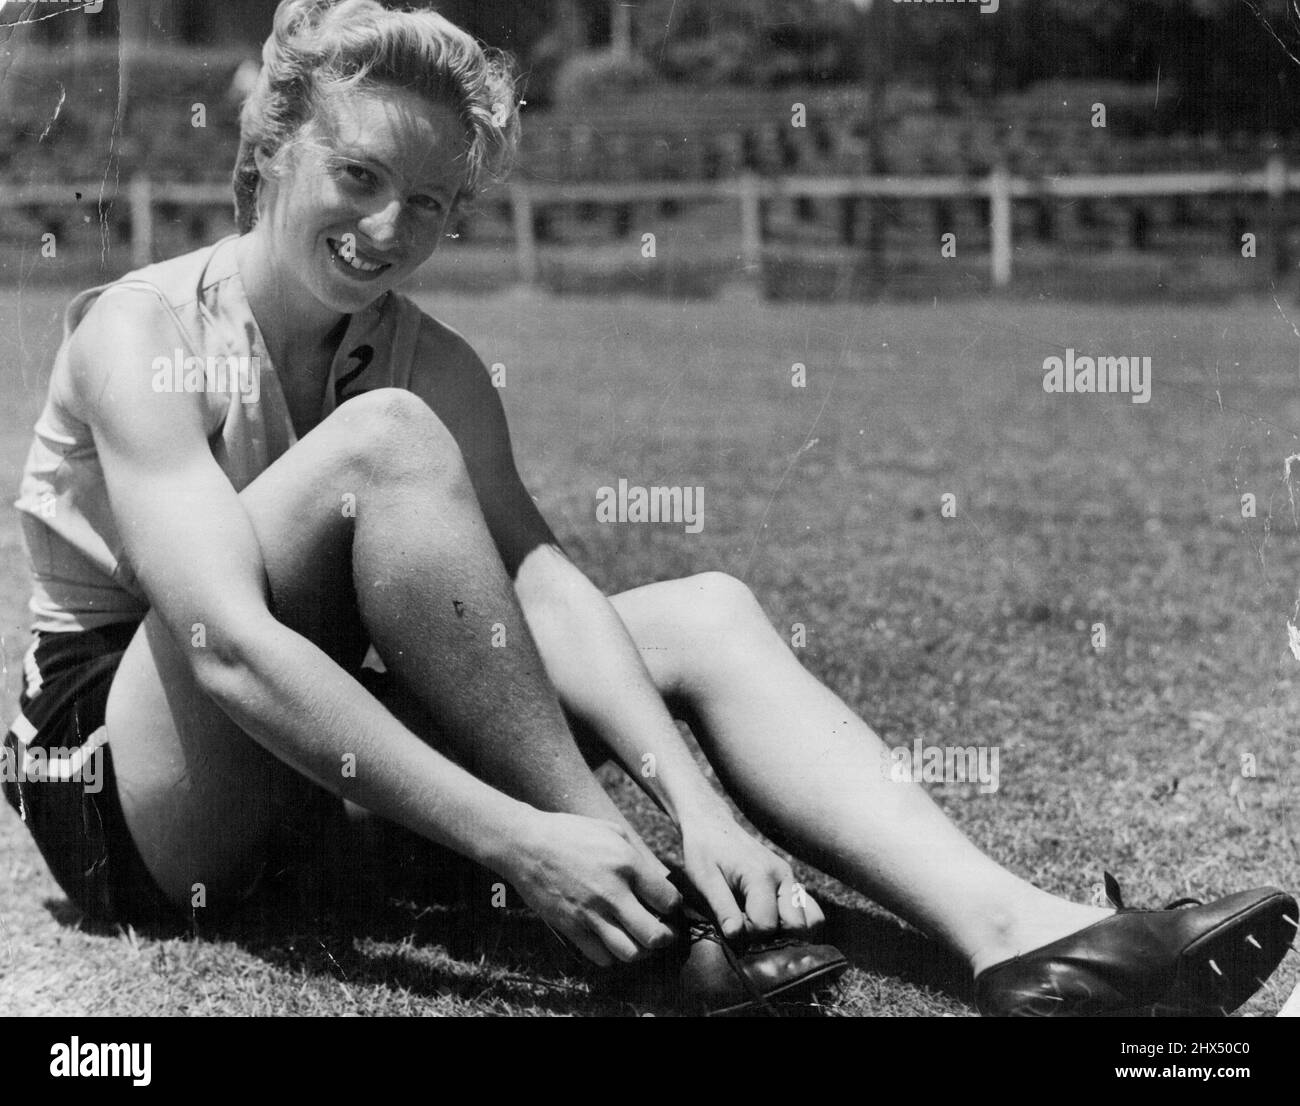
[252,143,273,177]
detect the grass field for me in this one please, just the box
[2,280,1300,1016]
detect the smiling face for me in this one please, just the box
[252,83,468,320]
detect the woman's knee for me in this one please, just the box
[631,572,774,674]
[330,387,471,491]
[672,572,770,637]
[639,573,777,702]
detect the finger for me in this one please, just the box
[586,913,646,964]
[630,835,673,881]
[741,872,781,936]
[801,891,827,931]
[776,877,811,932]
[614,824,674,883]
[695,868,747,940]
[626,856,683,919]
[608,892,678,952]
[565,923,615,968]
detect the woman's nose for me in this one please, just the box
[358,199,405,249]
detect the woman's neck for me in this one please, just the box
[234,230,345,372]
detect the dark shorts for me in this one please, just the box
[3,625,610,930]
[2,621,182,929]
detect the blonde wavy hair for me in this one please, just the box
[232,0,520,233]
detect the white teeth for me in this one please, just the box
[331,240,386,273]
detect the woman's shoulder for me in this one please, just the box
[79,237,238,317]
[381,296,505,429]
[394,295,485,378]
[59,250,228,431]
[64,237,238,359]
[62,286,186,413]
[67,273,197,371]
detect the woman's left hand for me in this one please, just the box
[679,809,825,940]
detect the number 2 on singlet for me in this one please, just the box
[335,344,375,406]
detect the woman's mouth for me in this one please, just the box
[327,237,394,277]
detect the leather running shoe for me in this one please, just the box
[662,873,849,1016]
[974,872,1298,1017]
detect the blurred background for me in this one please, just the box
[4,0,1300,301]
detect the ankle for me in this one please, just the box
[969,896,1112,977]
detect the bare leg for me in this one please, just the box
[107,390,629,906]
[606,572,1110,974]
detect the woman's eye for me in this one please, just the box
[342,164,377,188]
[411,194,443,214]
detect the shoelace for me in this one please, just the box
[1103,871,1203,913]
[666,868,794,1016]
[686,915,786,1017]
[546,911,796,1015]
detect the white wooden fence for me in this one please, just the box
[2,159,1296,287]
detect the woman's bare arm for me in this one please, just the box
[73,291,540,871]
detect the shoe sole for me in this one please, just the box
[705,957,850,1017]
[1120,890,1297,1017]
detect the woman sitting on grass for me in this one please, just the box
[4,0,1295,1016]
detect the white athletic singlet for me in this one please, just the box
[14,234,425,634]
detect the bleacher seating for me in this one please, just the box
[4,49,1299,283]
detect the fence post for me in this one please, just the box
[738,172,763,275]
[1266,154,1290,278]
[989,163,1013,289]
[129,173,153,268]
[509,182,539,286]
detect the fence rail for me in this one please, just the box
[2,159,1296,287]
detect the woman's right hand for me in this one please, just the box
[502,812,683,966]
